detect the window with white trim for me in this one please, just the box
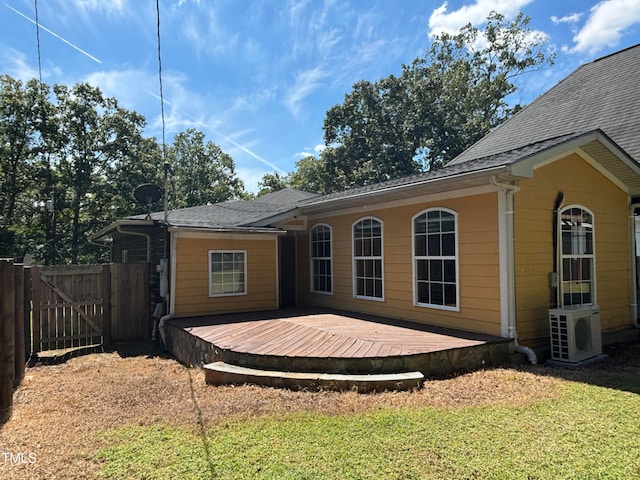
[310,224,332,294]
[560,206,595,305]
[208,250,246,296]
[413,209,458,310]
[353,217,383,300]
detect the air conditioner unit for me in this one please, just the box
[549,305,602,363]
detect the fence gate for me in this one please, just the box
[31,265,110,353]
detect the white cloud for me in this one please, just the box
[284,66,328,118]
[85,69,154,109]
[236,166,273,193]
[181,7,240,58]
[72,0,127,17]
[569,0,640,55]
[295,143,325,159]
[428,0,534,37]
[0,48,39,81]
[551,13,582,25]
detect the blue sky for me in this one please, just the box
[1,0,640,192]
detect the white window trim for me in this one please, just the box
[558,205,596,306]
[352,216,385,302]
[412,208,460,312]
[310,223,333,295]
[208,250,248,297]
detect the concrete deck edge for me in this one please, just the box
[204,361,425,392]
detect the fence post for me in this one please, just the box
[13,264,25,387]
[31,266,41,354]
[23,267,32,361]
[102,263,111,347]
[0,259,15,424]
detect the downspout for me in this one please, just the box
[551,192,565,309]
[629,202,640,328]
[491,176,537,364]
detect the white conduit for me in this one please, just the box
[491,176,538,364]
[629,203,640,328]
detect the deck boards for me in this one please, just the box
[171,309,502,360]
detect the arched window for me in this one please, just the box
[560,206,595,305]
[310,224,332,294]
[413,208,458,310]
[353,217,384,300]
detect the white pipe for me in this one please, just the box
[116,225,151,262]
[491,176,538,364]
[515,341,538,365]
[157,313,173,347]
[629,203,640,328]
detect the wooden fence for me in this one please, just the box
[0,260,151,423]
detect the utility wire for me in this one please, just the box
[156,0,167,160]
[34,0,42,84]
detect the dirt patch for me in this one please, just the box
[0,341,637,479]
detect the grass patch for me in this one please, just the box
[96,382,640,480]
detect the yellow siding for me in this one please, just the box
[173,235,278,316]
[514,153,631,342]
[298,192,503,336]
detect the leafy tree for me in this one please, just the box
[0,76,250,264]
[316,11,554,191]
[322,76,419,190]
[167,129,244,208]
[257,172,289,196]
[288,155,334,195]
[0,76,57,260]
[51,83,126,263]
[412,11,554,167]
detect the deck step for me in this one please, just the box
[203,361,424,392]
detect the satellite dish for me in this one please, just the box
[133,183,163,219]
[134,183,163,204]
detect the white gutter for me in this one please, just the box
[491,176,537,364]
[301,166,509,211]
[89,219,154,241]
[629,202,640,328]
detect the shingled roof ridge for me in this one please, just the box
[456,131,582,164]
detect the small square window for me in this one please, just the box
[209,250,246,297]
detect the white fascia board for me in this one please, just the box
[305,183,500,221]
[170,228,282,241]
[510,130,640,184]
[300,166,509,214]
[89,219,155,241]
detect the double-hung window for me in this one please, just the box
[310,224,332,294]
[413,209,458,310]
[353,217,384,300]
[209,250,246,296]
[560,206,595,305]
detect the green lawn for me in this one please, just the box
[95,380,640,479]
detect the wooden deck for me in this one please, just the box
[164,308,511,379]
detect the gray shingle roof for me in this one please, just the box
[133,188,317,230]
[450,43,640,166]
[298,133,587,208]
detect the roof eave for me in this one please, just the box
[167,225,285,235]
[298,165,510,214]
[88,218,155,242]
[509,129,640,194]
